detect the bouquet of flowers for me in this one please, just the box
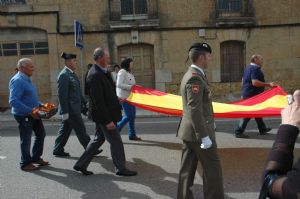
[32,103,58,119]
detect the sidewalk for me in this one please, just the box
[0,107,164,122]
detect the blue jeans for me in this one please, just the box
[14,115,46,169]
[117,101,136,138]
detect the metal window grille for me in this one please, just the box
[221,41,245,82]
[20,42,34,55]
[218,0,241,12]
[121,0,147,16]
[0,0,26,5]
[0,40,49,57]
[2,43,17,56]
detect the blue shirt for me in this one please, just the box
[242,63,265,98]
[9,72,40,116]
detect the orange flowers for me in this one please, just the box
[32,103,58,119]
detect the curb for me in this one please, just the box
[0,109,170,123]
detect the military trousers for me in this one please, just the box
[177,141,224,199]
[53,114,90,154]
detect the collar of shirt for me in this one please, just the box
[250,62,260,67]
[96,64,108,73]
[18,71,31,82]
[191,64,205,76]
[64,66,74,73]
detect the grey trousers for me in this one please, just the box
[177,141,224,199]
[53,114,90,153]
[74,122,126,172]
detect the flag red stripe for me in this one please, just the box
[231,86,287,106]
[127,99,282,118]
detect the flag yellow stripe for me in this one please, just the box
[127,93,287,113]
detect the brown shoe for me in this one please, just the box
[129,136,142,141]
[33,159,50,166]
[21,164,39,171]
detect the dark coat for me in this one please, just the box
[85,64,122,125]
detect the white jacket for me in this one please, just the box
[116,69,136,99]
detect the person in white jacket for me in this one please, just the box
[116,58,141,140]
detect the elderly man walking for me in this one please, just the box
[9,58,49,171]
[73,47,137,176]
[234,54,277,138]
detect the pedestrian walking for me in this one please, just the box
[53,53,101,157]
[116,58,141,140]
[177,43,224,199]
[234,54,277,138]
[73,47,137,176]
[9,58,49,171]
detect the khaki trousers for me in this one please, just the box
[177,141,224,199]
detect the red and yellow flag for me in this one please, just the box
[126,85,288,118]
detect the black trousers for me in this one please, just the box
[235,118,267,135]
[74,122,126,172]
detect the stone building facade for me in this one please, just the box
[0,0,299,107]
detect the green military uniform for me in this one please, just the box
[177,65,224,199]
[53,53,90,156]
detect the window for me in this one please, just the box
[34,41,49,55]
[20,42,34,55]
[0,40,49,57]
[220,41,245,82]
[218,0,241,13]
[0,0,26,5]
[121,0,148,19]
[3,43,17,56]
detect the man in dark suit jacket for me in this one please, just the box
[53,53,102,157]
[73,47,137,176]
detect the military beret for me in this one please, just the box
[188,42,212,54]
[61,52,76,60]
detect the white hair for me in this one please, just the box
[17,58,32,69]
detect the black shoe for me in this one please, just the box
[53,151,70,157]
[116,168,137,176]
[93,149,103,157]
[258,173,278,199]
[73,166,94,175]
[260,127,272,135]
[235,134,249,138]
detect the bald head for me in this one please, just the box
[17,58,32,69]
[17,58,34,77]
[251,54,263,66]
[93,47,110,67]
[93,47,105,61]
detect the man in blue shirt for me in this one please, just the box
[9,58,49,171]
[235,54,276,138]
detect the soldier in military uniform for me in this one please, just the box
[53,53,101,157]
[177,43,224,199]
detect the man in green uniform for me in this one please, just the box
[177,43,224,199]
[53,53,101,157]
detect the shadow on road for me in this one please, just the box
[123,140,300,195]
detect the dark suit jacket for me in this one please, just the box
[86,64,122,125]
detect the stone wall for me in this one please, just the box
[0,0,300,107]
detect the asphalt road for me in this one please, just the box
[0,117,300,199]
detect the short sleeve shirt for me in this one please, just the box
[242,63,265,98]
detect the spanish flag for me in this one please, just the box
[126,85,288,118]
